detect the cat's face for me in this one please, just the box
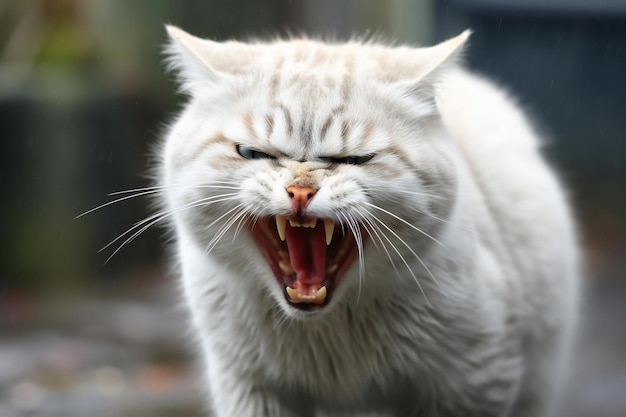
[162,27,468,317]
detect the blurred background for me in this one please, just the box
[1,0,624,416]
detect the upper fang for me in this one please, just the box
[276,215,287,241]
[323,219,335,245]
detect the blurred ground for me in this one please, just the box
[1,254,625,417]
[0,273,203,417]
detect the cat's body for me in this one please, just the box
[161,27,579,417]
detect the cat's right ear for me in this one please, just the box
[164,25,257,94]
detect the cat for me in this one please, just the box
[159,25,580,417]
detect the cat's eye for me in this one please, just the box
[323,154,375,165]
[236,145,276,161]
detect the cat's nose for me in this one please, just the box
[286,185,317,216]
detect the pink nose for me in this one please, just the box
[286,185,317,215]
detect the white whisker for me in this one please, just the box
[368,213,433,307]
[368,186,448,201]
[364,202,443,247]
[354,208,402,280]
[108,181,240,196]
[371,212,441,292]
[100,193,239,262]
[76,189,159,219]
[205,205,248,254]
[76,181,241,218]
[339,211,365,302]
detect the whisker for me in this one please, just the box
[202,202,245,233]
[205,205,248,254]
[76,189,160,219]
[108,181,240,196]
[364,202,443,247]
[339,211,365,302]
[232,209,251,243]
[103,215,163,265]
[100,193,239,261]
[371,213,441,292]
[368,214,433,307]
[414,208,493,245]
[354,208,401,279]
[76,181,241,219]
[368,187,448,201]
[101,193,238,253]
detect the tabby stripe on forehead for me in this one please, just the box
[319,54,352,142]
[319,104,345,142]
[340,119,351,153]
[319,115,334,141]
[265,113,274,139]
[360,121,375,148]
[300,113,313,143]
[279,104,294,136]
[243,113,257,139]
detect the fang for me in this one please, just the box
[323,219,335,245]
[276,215,287,241]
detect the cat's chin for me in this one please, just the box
[249,216,365,312]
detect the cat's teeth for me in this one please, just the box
[285,285,327,304]
[323,219,335,245]
[286,286,298,302]
[315,286,327,303]
[276,215,287,241]
[287,218,318,228]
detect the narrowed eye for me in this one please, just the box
[236,145,276,161]
[323,154,375,165]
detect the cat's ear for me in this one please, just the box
[393,30,471,97]
[411,30,470,83]
[164,25,257,93]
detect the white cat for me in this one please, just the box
[159,26,580,417]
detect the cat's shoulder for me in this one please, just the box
[437,67,542,153]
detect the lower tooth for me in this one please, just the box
[286,286,299,301]
[315,286,327,303]
[285,285,328,304]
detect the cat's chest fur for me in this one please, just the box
[180,229,518,414]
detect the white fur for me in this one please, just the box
[159,27,580,417]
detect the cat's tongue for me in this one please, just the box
[284,221,327,291]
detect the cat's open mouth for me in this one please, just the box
[249,216,363,311]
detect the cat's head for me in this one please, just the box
[161,26,468,318]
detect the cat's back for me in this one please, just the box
[437,68,576,236]
[437,67,579,325]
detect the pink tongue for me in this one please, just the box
[284,222,327,287]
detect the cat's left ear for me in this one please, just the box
[164,25,258,93]
[395,30,471,95]
[414,30,470,81]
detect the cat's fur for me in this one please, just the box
[160,26,580,417]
